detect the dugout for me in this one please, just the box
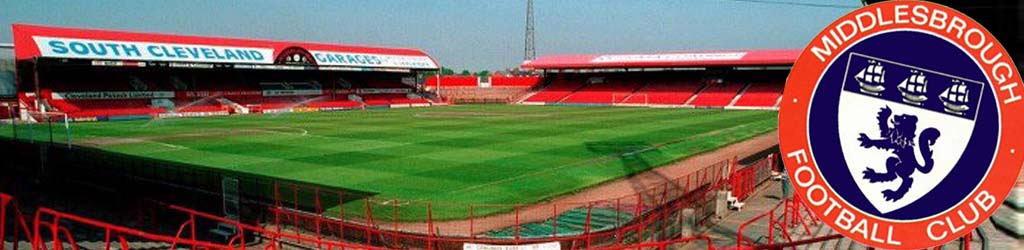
[520,50,798,109]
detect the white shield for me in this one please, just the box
[836,89,974,214]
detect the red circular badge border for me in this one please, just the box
[780,1,1024,249]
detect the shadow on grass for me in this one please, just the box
[585,140,676,202]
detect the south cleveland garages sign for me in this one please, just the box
[12,24,439,70]
[34,36,274,64]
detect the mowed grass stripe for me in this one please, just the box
[0,105,777,221]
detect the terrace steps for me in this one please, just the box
[485,207,634,239]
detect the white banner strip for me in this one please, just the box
[34,36,274,64]
[591,52,747,63]
[311,50,437,69]
[463,242,560,250]
[52,91,174,100]
[356,88,411,94]
[262,89,324,96]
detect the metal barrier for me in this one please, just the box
[267,158,737,249]
[591,235,715,250]
[11,148,893,250]
[31,207,236,250]
[22,196,385,250]
[728,154,774,202]
[736,197,821,249]
[164,204,387,250]
[1,193,33,250]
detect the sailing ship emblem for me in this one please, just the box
[940,80,971,115]
[898,70,928,105]
[855,60,886,96]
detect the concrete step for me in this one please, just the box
[834,237,853,250]
[992,203,1023,237]
[795,223,841,250]
[1006,185,1023,210]
[3,240,35,250]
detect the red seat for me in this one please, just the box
[689,83,746,107]
[732,83,784,107]
[524,79,586,102]
[50,99,164,118]
[307,99,363,109]
[620,81,703,105]
[490,76,540,87]
[560,80,645,104]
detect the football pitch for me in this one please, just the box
[2,105,778,221]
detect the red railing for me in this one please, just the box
[591,235,715,250]
[163,204,388,250]
[5,153,848,250]
[268,183,726,250]
[266,157,740,249]
[736,197,823,250]
[1,193,33,250]
[728,155,775,202]
[9,192,387,250]
[31,207,237,250]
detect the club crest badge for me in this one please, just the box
[779,1,1023,249]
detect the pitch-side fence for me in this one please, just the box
[3,146,833,250]
[264,155,779,249]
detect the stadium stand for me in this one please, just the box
[520,75,784,108]
[732,82,784,107]
[360,93,429,106]
[438,86,532,104]
[0,104,9,119]
[520,50,797,109]
[25,67,439,118]
[426,75,478,87]
[522,76,588,103]
[304,98,364,109]
[687,82,746,107]
[49,99,164,118]
[560,78,645,104]
[621,80,704,105]
[487,208,634,238]
[427,75,540,104]
[490,75,541,86]
[10,24,442,121]
[171,98,230,113]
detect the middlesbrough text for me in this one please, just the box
[810,3,1021,106]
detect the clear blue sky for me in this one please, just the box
[0,0,862,71]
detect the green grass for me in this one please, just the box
[0,105,778,221]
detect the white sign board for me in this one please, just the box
[463,242,560,250]
[52,91,175,100]
[34,36,274,64]
[590,52,747,63]
[312,50,438,69]
[356,88,411,94]
[262,89,324,96]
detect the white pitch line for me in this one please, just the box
[154,141,189,150]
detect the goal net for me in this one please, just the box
[5,110,73,147]
[612,93,647,105]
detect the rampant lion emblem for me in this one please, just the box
[857,106,941,202]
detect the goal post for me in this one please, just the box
[611,93,647,106]
[14,110,71,147]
